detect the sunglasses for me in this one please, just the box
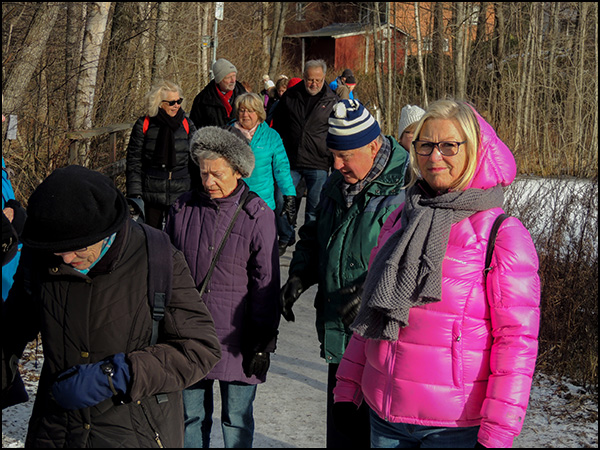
[162,98,183,106]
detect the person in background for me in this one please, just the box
[261,74,276,111]
[165,127,281,448]
[334,99,540,448]
[230,92,296,227]
[265,75,289,124]
[125,80,197,229]
[329,68,355,100]
[397,104,426,152]
[271,60,338,255]
[335,75,357,100]
[280,99,410,448]
[190,58,247,129]
[2,165,221,447]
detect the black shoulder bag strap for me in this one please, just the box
[484,213,510,281]
[197,189,251,299]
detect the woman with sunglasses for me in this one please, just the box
[126,80,197,229]
[333,99,540,448]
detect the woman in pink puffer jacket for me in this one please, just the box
[334,100,540,448]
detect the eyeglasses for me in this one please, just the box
[162,98,183,106]
[238,108,256,114]
[413,140,467,156]
[54,247,88,257]
[304,78,324,85]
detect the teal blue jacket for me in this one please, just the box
[237,121,296,210]
[289,137,409,363]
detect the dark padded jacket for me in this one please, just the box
[125,114,197,207]
[2,220,221,448]
[271,82,338,171]
[189,80,246,129]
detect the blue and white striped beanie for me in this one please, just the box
[326,99,381,151]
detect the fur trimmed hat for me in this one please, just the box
[21,165,128,253]
[398,104,426,138]
[212,58,237,84]
[326,99,381,151]
[191,126,255,177]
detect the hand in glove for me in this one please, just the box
[337,283,363,328]
[52,353,131,410]
[280,275,305,322]
[242,352,270,378]
[332,401,362,437]
[281,195,297,226]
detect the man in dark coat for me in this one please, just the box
[1,165,221,448]
[271,59,338,254]
[190,58,247,129]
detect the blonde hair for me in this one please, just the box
[407,99,480,192]
[234,93,266,123]
[145,80,183,117]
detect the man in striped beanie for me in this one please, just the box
[279,99,411,448]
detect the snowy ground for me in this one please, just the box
[3,178,598,447]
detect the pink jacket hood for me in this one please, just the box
[467,107,517,190]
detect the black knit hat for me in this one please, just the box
[22,165,128,252]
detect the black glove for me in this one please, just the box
[4,199,26,237]
[242,352,270,378]
[281,195,297,226]
[337,283,363,328]
[280,276,305,322]
[332,401,362,437]
[475,442,487,448]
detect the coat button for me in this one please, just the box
[83,423,91,430]
[51,267,59,273]
[80,351,89,358]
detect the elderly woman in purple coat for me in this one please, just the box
[165,126,281,448]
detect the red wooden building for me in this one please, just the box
[284,22,408,76]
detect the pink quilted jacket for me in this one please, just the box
[334,108,540,448]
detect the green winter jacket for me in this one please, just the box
[289,136,409,363]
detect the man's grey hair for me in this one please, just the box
[304,59,327,76]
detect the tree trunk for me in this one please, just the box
[66,3,86,132]
[262,3,271,76]
[433,2,445,99]
[152,2,170,84]
[3,3,60,116]
[269,2,288,79]
[414,2,428,108]
[72,2,111,166]
[453,2,467,100]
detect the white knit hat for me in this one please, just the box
[398,105,426,138]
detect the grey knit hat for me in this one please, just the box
[212,58,237,84]
[398,104,426,138]
[191,126,255,177]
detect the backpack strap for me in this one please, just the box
[143,116,189,135]
[142,116,150,135]
[484,213,510,280]
[140,223,173,346]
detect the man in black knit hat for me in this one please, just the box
[2,165,221,447]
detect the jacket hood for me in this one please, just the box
[466,107,517,190]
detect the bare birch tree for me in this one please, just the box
[414,2,428,108]
[269,2,288,79]
[152,2,170,84]
[2,3,60,117]
[72,2,111,165]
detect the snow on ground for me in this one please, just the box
[3,177,598,448]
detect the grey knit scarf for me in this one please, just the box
[351,183,504,341]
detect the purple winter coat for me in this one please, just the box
[165,181,281,384]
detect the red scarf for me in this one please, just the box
[215,85,234,117]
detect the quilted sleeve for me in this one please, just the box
[478,217,541,448]
[333,333,367,407]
